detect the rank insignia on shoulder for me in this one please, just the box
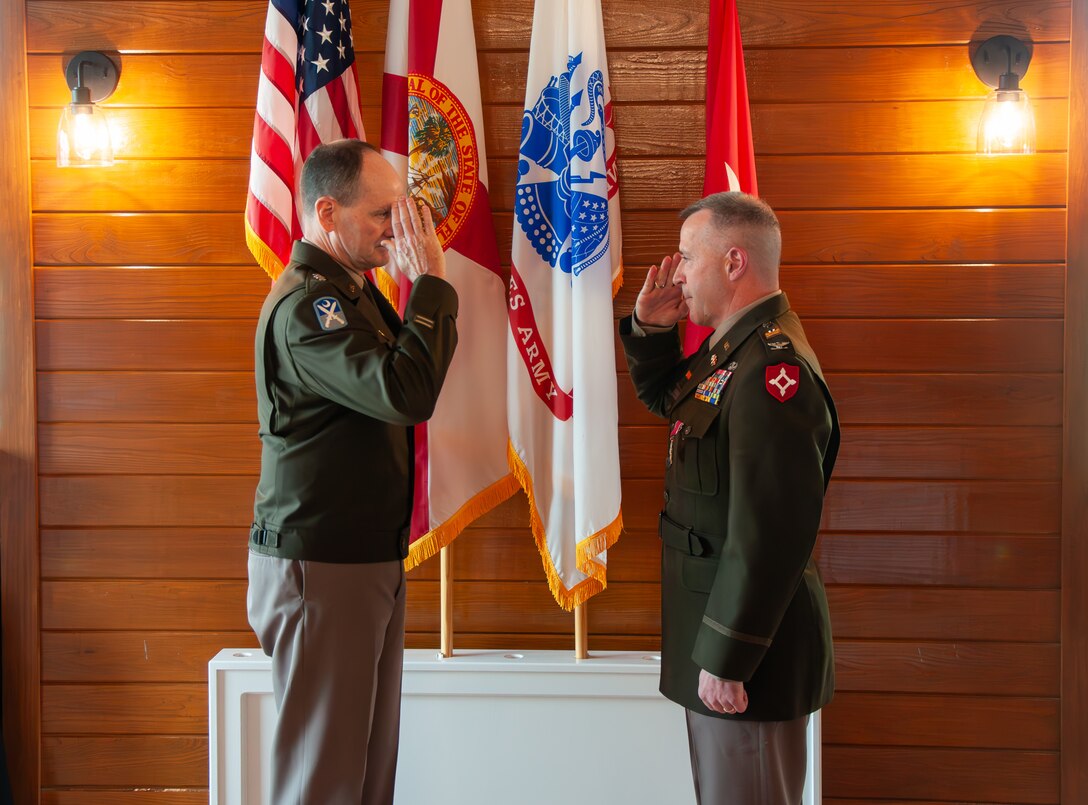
[765,363,800,402]
[313,296,347,331]
[311,272,326,282]
[761,321,782,340]
[414,313,435,330]
[694,368,733,405]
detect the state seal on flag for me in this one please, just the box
[406,73,480,249]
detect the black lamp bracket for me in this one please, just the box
[971,35,1032,89]
[63,51,120,103]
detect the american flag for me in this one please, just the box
[245,0,365,278]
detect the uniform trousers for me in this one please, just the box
[248,553,406,805]
[685,709,809,805]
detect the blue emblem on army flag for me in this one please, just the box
[313,296,347,331]
[695,369,733,405]
[514,52,616,277]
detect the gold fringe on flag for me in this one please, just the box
[403,473,520,572]
[373,266,402,311]
[507,440,624,612]
[245,220,287,281]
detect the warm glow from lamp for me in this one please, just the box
[57,51,120,168]
[978,87,1036,154]
[971,35,1036,156]
[57,102,114,167]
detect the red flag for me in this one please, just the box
[684,0,759,355]
[245,0,365,279]
[381,0,518,569]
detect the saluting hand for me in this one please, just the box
[634,252,687,328]
[383,195,446,282]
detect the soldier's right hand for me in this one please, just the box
[384,195,447,282]
[634,252,688,328]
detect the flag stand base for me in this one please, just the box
[208,648,821,804]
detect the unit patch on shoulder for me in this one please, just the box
[765,363,800,402]
[313,296,347,331]
[694,368,733,405]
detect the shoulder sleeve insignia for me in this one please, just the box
[765,363,800,402]
[313,296,348,331]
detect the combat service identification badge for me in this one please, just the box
[313,297,347,331]
[765,363,800,402]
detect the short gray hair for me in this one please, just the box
[681,192,782,270]
[680,191,780,232]
[300,139,381,215]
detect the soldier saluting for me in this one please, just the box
[620,192,839,805]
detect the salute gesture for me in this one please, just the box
[384,195,447,281]
[634,251,688,328]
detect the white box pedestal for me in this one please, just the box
[209,648,821,805]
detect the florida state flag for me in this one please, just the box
[684,0,760,355]
[381,0,517,568]
[507,0,623,609]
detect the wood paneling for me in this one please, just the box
[41,632,259,683]
[39,527,1059,590]
[833,641,1060,696]
[42,736,206,787]
[824,692,1059,750]
[29,152,1071,212]
[30,208,1069,267]
[0,0,40,799]
[822,746,1058,803]
[37,371,257,423]
[19,0,1075,800]
[1065,0,1088,800]
[42,683,207,734]
[42,794,208,805]
[35,474,1062,535]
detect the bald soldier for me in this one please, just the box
[620,192,839,804]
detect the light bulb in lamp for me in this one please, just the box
[57,51,120,168]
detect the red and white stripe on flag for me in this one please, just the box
[506,0,624,610]
[245,0,365,279]
[683,0,760,355]
[381,0,518,569]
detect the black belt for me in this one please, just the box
[659,512,724,558]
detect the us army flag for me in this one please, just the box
[381,0,517,568]
[684,0,760,355]
[507,0,623,610]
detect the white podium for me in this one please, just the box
[209,648,821,805]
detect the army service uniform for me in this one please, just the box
[620,292,839,803]
[248,240,458,805]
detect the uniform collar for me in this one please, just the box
[287,240,365,303]
[709,290,783,347]
[667,292,793,413]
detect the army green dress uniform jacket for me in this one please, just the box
[251,241,458,564]
[620,292,839,722]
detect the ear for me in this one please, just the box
[314,196,337,233]
[724,246,748,281]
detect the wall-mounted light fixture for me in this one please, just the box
[971,35,1035,155]
[57,51,120,167]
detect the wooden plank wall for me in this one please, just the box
[22,0,1069,802]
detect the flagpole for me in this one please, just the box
[440,545,453,657]
[574,604,588,659]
